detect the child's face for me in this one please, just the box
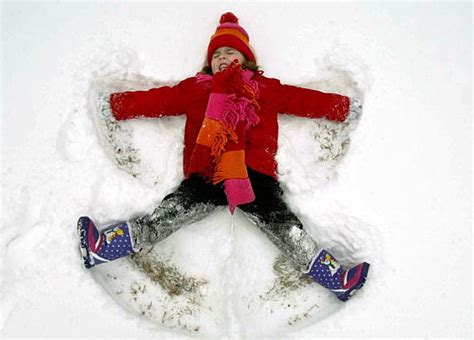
[210,46,245,74]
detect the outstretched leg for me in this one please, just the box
[130,175,227,247]
[78,175,227,268]
[239,169,319,271]
[240,169,370,301]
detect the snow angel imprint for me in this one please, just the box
[77,12,369,302]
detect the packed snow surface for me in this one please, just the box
[1,2,472,339]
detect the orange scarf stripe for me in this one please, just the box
[196,117,238,158]
[196,118,221,147]
[213,150,248,184]
[211,28,249,44]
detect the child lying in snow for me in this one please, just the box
[78,12,369,302]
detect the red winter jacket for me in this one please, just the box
[110,72,350,179]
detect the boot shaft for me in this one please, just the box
[306,249,370,301]
[78,216,140,269]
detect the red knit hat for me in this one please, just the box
[207,12,256,66]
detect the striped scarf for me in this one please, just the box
[188,63,261,213]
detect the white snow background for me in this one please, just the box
[1,1,472,339]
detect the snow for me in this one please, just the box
[1,1,472,339]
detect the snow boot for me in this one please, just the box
[306,249,370,301]
[77,216,140,269]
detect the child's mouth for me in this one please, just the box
[219,63,228,71]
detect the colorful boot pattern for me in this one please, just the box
[306,249,370,301]
[77,216,139,269]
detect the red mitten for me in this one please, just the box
[211,60,243,94]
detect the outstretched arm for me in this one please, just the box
[277,82,351,122]
[110,79,190,121]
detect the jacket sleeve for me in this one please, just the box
[276,81,350,122]
[109,79,190,121]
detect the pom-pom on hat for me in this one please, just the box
[207,12,256,66]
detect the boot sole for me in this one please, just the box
[77,216,95,269]
[337,262,370,302]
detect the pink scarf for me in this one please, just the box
[188,63,261,213]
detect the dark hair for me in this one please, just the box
[200,60,260,75]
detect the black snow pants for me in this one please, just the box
[130,168,319,270]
